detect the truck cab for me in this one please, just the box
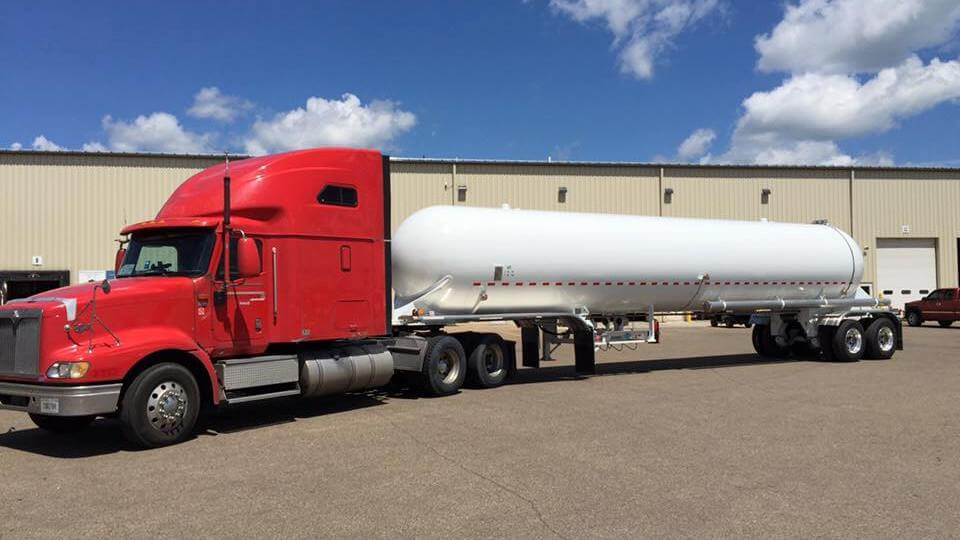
[904,288,960,327]
[0,148,392,446]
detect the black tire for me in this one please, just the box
[419,335,467,396]
[744,321,753,329]
[906,311,922,327]
[751,325,789,358]
[938,320,953,328]
[710,318,718,327]
[29,413,95,433]
[864,318,896,360]
[120,363,200,448]
[827,320,865,362]
[724,319,735,328]
[467,334,509,388]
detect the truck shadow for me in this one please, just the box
[0,352,798,458]
[507,353,798,384]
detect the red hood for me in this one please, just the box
[3,277,195,322]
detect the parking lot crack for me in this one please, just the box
[378,413,568,539]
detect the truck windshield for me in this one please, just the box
[117,229,216,278]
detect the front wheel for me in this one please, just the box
[29,413,95,433]
[906,311,922,327]
[120,363,200,448]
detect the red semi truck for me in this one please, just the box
[0,148,900,447]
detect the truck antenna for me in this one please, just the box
[221,151,232,294]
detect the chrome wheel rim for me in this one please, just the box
[483,346,505,378]
[438,350,461,385]
[878,327,895,353]
[844,328,863,355]
[146,381,188,436]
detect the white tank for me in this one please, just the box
[392,206,864,317]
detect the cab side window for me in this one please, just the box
[317,185,358,207]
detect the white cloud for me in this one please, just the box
[82,141,108,152]
[715,0,960,165]
[9,142,23,150]
[756,0,960,75]
[187,86,253,123]
[97,112,215,154]
[244,93,416,155]
[31,135,64,151]
[676,127,715,160]
[738,56,960,141]
[550,0,721,79]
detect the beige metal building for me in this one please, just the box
[2,150,958,310]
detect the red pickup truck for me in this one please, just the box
[904,288,960,327]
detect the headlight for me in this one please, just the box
[46,362,90,379]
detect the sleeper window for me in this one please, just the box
[318,185,358,207]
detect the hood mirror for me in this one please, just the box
[101,279,112,294]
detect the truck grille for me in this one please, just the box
[0,309,42,377]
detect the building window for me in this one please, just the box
[318,185,358,207]
[558,186,568,204]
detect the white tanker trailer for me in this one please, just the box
[390,206,900,376]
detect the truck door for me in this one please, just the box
[212,237,268,354]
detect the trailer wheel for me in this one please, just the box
[120,363,200,448]
[29,413,95,433]
[419,335,466,396]
[710,318,718,327]
[864,318,896,360]
[827,320,865,362]
[938,320,953,328]
[751,325,789,358]
[906,310,922,327]
[724,318,735,328]
[467,334,509,388]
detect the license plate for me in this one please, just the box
[39,398,60,414]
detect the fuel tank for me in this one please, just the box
[392,206,864,317]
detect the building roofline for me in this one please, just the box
[391,156,960,173]
[2,148,958,173]
[0,148,250,160]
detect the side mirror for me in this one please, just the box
[114,248,127,273]
[236,237,261,278]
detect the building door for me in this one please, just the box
[876,238,937,311]
[0,271,70,304]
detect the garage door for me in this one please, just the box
[876,238,937,311]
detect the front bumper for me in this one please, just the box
[0,381,122,416]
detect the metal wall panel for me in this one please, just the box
[662,167,851,230]
[454,163,660,217]
[853,169,960,287]
[3,152,959,294]
[389,162,452,232]
[0,153,220,283]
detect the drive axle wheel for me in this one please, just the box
[467,334,509,388]
[420,335,466,396]
[29,413,95,433]
[120,363,200,448]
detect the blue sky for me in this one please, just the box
[2,1,959,165]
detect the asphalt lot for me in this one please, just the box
[1,323,959,539]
